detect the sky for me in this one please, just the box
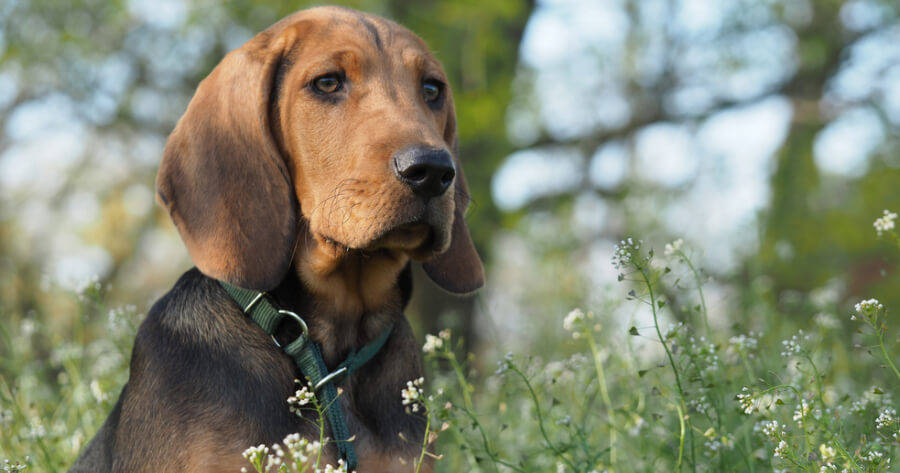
[492,0,899,269]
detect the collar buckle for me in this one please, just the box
[314,366,349,392]
[271,309,308,348]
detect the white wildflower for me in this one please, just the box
[793,399,811,427]
[1,459,28,473]
[611,237,643,269]
[774,440,789,458]
[422,334,443,354]
[241,444,269,464]
[736,387,755,415]
[690,394,712,415]
[780,330,808,357]
[287,382,316,416]
[401,377,425,413]
[876,407,897,430]
[813,312,840,329]
[862,449,885,464]
[874,210,897,236]
[563,309,586,339]
[855,298,884,319]
[90,379,108,403]
[323,459,350,473]
[729,333,759,352]
[758,420,783,439]
[664,238,684,256]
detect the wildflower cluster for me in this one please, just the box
[684,335,720,377]
[728,332,759,368]
[562,308,601,340]
[1,459,28,473]
[611,237,646,270]
[241,434,351,473]
[664,238,684,256]
[287,380,317,416]
[874,209,897,236]
[422,329,451,355]
[737,388,756,414]
[401,377,425,413]
[779,330,810,357]
[854,298,885,321]
[6,231,900,473]
[875,407,897,430]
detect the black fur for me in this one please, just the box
[69,267,424,472]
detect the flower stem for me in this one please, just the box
[414,414,431,473]
[639,266,696,473]
[679,251,711,338]
[586,331,617,469]
[876,328,900,383]
[508,363,578,470]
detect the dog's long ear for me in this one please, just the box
[422,90,485,294]
[156,30,298,291]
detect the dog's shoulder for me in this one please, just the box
[133,267,291,376]
[142,268,229,331]
[110,269,304,468]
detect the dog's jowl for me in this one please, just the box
[70,6,483,473]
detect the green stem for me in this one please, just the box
[674,402,685,470]
[414,415,431,473]
[639,266,696,473]
[587,331,617,469]
[508,364,578,470]
[679,252,711,338]
[446,351,503,473]
[876,328,900,383]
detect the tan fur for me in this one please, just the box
[157,6,483,299]
[148,6,487,471]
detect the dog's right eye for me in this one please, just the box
[312,74,343,94]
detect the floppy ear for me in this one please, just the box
[422,91,485,294]
[156,31,297,291]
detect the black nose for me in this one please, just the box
[392,146,455,198]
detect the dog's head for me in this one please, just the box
[157,7,483,297]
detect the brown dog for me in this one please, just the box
[69,6,483,472]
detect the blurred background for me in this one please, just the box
[1,0,899,366]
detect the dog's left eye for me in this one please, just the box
[312,74,343,94]
[422,80,442,103]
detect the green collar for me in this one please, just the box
[219,280,394,470]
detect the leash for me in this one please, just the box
[218,280,394,470]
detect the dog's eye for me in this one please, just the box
[422,80,442,103]
[312,74,343,94]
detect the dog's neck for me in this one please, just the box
[293,233,412,316]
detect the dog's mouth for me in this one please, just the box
[313,194,455,260]
[365,222,433,250]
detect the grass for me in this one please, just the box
[1,212,899,472]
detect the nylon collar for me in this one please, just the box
[219,280,394,470]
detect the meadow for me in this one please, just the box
[2,3,900,471]
[1,210,897,473]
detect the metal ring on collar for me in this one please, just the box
[270,309,309,348]
[314,366,348,392]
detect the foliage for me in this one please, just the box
[3,213,898,472]
[2,0,900,472]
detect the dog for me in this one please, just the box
[69,6,484,472]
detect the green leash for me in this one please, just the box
[219,280,393,470]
